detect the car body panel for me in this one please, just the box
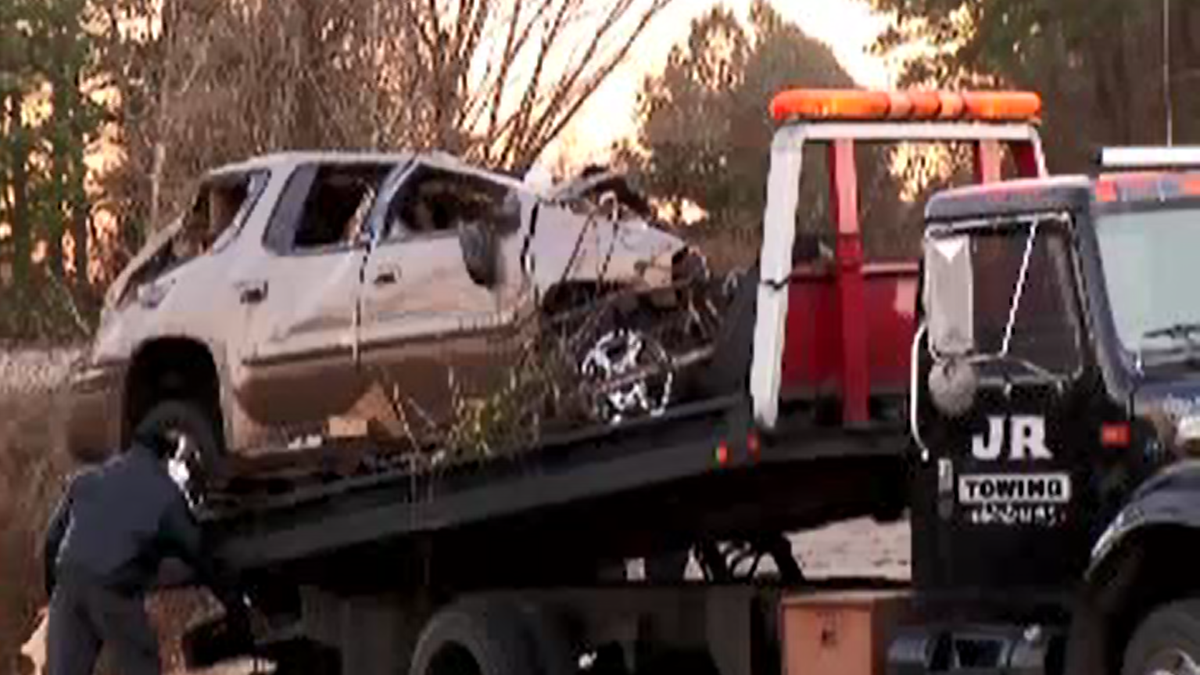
[67,151,696,459]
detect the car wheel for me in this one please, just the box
[135,399,222,509]
[578,317,675,426]
[1122,600,1200,675]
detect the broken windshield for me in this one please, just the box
[1096,205,1200,365]
[924,213,1081,377]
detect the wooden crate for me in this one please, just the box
[780,590,912,675]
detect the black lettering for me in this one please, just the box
[995,479,1018,499]
[980,480,995,499]
[1028,478,1046,499]
[962,478,978,500]
[1049,478,1064,499]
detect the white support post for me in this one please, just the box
[750,127,805,430]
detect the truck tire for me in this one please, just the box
[409,597,572,675]
[1121,599,1200,675]
[134,399,222,507]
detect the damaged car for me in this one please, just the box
[65,151,717,501]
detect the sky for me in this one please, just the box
[543,0,896,169]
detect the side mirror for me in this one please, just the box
[458,219,499,287]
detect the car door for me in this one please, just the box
[354,161,528,437]
[236,162,388,438]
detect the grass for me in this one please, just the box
[0,388,71,674]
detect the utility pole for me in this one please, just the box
[1165,0,1174,145]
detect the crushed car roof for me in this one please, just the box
[207,150,538,195]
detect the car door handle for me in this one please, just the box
[373,266,400,286]
[238,280,268,304]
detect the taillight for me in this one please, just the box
[1100,423,1131,448]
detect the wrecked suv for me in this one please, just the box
[66,152,713,500]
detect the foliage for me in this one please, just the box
[0,387,70,674]
[0,0,105,341]
[1,0,677,344]
[625,1,910,268]
[867,0,1200,172]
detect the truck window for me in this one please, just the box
[926,219,1081,375]
[1096,205,1200,359]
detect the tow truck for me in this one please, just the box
[180,89,1065,675]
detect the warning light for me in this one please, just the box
[961,91,1042,121]
[769,88,1042,124]
[1100,423,1131,448]
[747,431,761,458]
[716,441,730,466]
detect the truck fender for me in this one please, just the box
[1087,460,1200,583]
[1069,462,1200,675]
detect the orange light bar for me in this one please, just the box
[962,91,1042,121]
[769,89,891,122]
[769,88,1042,124]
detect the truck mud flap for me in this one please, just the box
[887,624,1065,675]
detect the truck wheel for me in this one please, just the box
[409,598,572,675]
[135,399,222,508]
[1122,600,1200,675]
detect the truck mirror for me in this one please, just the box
[924,234,975,357]
[459,219,499,288]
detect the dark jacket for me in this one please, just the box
[43,443,240,609]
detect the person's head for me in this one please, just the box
[130,424,180,463]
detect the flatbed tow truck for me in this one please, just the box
[183,87,1188,675]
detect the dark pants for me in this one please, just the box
[46,575,160,675]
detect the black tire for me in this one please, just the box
[1122,599,1200,675]
[409,597,572,675]
[134,399,222,506]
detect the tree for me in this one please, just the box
[88,0,677,256]
[626,1,908,270]
[867,0,1200,172]
[0,0,102,340]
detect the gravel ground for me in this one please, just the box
[790,516,911,580]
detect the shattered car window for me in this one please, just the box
[385,166,519,239]
[110,171,267,307]
[292,165,392,250]
[174,172,266,262]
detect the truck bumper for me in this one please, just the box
[64,361,126,460]
[889,623,1065,675]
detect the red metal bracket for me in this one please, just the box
[829,139,869,425]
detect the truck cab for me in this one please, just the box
[902,152,1200,675]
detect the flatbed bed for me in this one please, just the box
[201,394,909,572]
